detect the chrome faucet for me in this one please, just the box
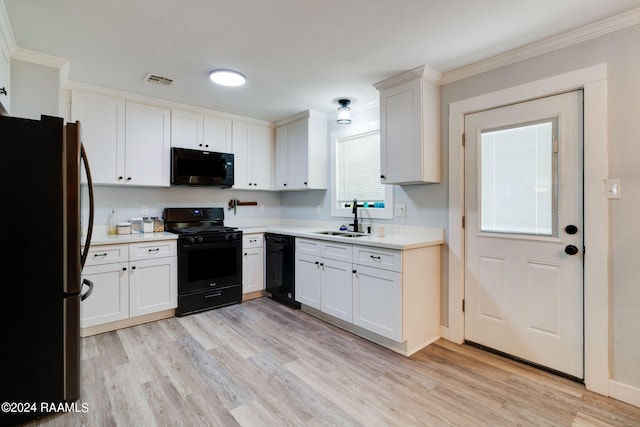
[350,199,359,232]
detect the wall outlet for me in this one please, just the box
[394,203,406,217]
[141,204,149,215]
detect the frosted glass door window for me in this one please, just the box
[480,120,557,236]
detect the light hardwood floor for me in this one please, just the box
[25,297,640,426]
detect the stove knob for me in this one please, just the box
[224,234,231,241]
[188,236,196,244]
[198,236,204,243]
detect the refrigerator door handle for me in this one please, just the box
[80,278,94,301]
[80,143,95,269]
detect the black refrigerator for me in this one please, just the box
[0,114,95,426]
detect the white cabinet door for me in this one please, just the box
[80,262,129,328]
[232,121,252,189]
[250,124,273,190]
[274,125,288,189]
[232,121,273,189]
[125,102,171,186]
[295,253,322,309]
[377,69,440,185]
[129,256,177,317]
[203,115,232,153]
[71,91,126,185]
[286,118,309,188]
[353,264,402,341]
[243,247,264,294]
[321,259,353,322]
[171,109,203,150]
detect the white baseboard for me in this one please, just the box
[609,379,640,408]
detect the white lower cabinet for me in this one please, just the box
[81,261,129,328]
[294,237,440,356]
[352,265,402,341]
[242,234,264,294]
[295,239,353,322]
[295,253,322,309]
[80,239,177,334]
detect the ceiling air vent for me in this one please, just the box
[143,73,173,86]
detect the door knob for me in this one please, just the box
[565,225,578,235]
[565,244,579,255]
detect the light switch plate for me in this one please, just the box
[605,179,621,199]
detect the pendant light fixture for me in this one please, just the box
[337,99,352,124]
[209,69,247,87]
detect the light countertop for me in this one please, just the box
[247,225,444,250]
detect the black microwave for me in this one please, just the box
[171,147,234,187]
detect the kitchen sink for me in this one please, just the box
[312,230,368,238]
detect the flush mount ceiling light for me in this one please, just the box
[337,99,352,124]
[209,69,247,87]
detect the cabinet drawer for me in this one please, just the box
[129,240,177,261]
[243,234,263,248]
[85,244,129,266]
[353,245,402,272]
[321,241,352,262]
[296,238,323,255]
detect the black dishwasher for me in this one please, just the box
[265,233,300,309]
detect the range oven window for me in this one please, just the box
[178,240,242,293]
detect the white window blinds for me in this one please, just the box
[336,130,385,204]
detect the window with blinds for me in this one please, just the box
[336,130,385,208]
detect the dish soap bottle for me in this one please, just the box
[108,208,118,235]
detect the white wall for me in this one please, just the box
[10,59,59,119]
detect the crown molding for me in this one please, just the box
[441,6,640,85]
[374,65,442,91]
[11,48,67,68]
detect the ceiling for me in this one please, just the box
[4,0,640,122]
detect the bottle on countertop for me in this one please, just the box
[108,208,118,235]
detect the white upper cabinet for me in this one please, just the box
[274,110,327,190]
[171,108,232,152]
[124,102,171,186]
[71,91,126,185]
[232,120,273,190]
[375,65,441,184]
[71,91,170,187]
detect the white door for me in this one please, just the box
[464,91,584,378]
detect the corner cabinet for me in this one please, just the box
[71,91,171,187]
[274,110,327,190]
[374,65,442,185]
[233,121,273,190]
[295,237,440,356]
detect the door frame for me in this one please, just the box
[446,64,609,395]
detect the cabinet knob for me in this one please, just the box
[122,267,127,271]
[131,265,136,270]
[380,175,386,179]
[127,177,132,181]
[283,183,287,186]
[352,269,357,274]
[303,182,307,185]
[244,252,248,256]
[118,176,123,180]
